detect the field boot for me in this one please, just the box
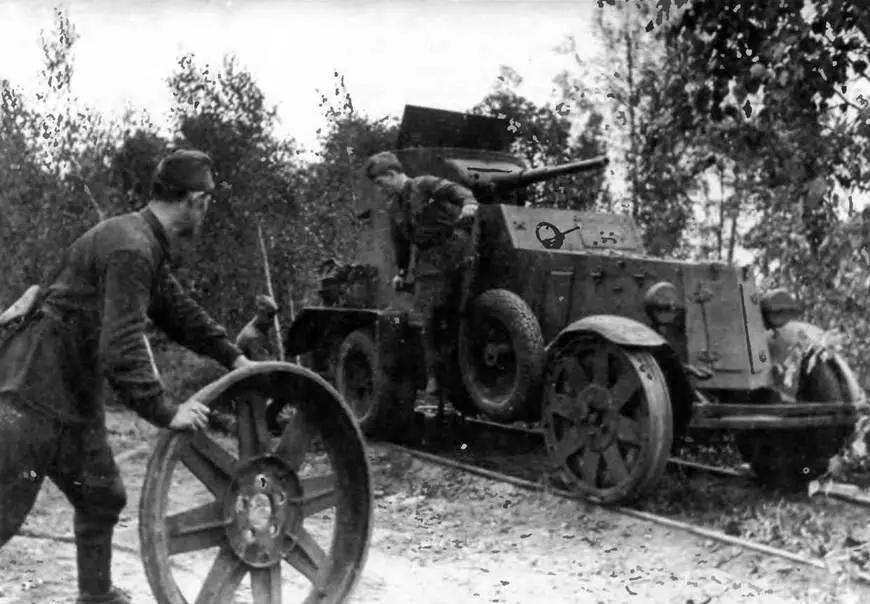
[75,532,130,604]
[76,586,133,604]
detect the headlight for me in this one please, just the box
[644,281,682,326]
[760,288,801,329]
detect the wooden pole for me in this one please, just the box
[256,220,286,362]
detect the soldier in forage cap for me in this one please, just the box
[0,148,253,604]
[235,294,280,362]
[364,151,479,399]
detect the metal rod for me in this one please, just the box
[694,402,858,417]
[691,415,854,430]
[385,443,870,584]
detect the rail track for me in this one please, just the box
[383,409,870,584]
[15,410,870,603]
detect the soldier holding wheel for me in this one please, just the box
[0,149,252,604]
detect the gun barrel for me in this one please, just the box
[493,155,609,189]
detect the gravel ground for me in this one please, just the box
[1,408,869,603]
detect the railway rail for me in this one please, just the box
[388,409,870,584]
[14,408,870,602]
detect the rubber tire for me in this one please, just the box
[458,289,545,423]
[335,328,415,442]
[736,360,853,489]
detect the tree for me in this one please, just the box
[561,2,714,255]
[470,67,610,211]
[109,127,170,210]
[166,52,304,329]
[0,9,137,305]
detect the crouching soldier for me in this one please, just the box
[364,151,479,399]
[235,294,279,361]
[0,149,252,604]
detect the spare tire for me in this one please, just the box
[458,289,545,422]
[736,359,853,489]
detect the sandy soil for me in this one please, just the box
[1,409,868,604]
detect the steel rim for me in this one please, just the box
[140,364,372,604]
[542,336,672,503]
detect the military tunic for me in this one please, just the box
[388,175,478,317]
[235,319,276,362]
[0,208,242,426]
[0,208,243,592]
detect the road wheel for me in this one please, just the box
[736,359,853,489]
[542,334,673,504]
[458,289,545,422]
[335,328,415,441]
[139,362,372,604]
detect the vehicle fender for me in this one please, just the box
[546,314,668,353]
[283,307,380,358]
[545,314,693,440]
[768,320,867,404]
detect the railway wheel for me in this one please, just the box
[542,335,673,504]
[736,359,854,489]
[335,328,415,440]
[458,289,545,422]
[140,362,372,604]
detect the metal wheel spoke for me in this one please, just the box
[616,415,642,446]
[193,546,248,604]
[609,371,640,412]
[591,349,609,386]
[273,412,312,469]
[552,425,586,466]
[166,501,228,555]
[580,450,600,485]
[284,528,327,585]
[237,393,271,459]
[181,432,239,497]
[250,566,282,604]
[564,358,589,391]
[300,474,338,518]
[602,444,629,485]
[548,392,577,419]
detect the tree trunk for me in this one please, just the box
[624,6,640,219]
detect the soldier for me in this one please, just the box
[235,294,279,361]
[0,149,252,604]
[364,151,479,398]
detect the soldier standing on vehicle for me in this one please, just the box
[235,294,279,361]
[0,149,253,604]
[364,151,479,398]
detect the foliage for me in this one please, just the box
[0,9,134,306]
[598,0,870,488]
[469,67,610,211]
[575,2,715,255]
[164,52,304,330]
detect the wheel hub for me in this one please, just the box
[483,342,500,366]
[223,456,303,568]
[575,384,618,452]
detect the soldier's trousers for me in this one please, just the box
[413,271,464,384]
[0,395,127,595]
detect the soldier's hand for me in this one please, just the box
[169,399,211,432]
[232,355,254,371]
[391,272,407,291]
[459,203,479,221]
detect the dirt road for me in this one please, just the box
[1,410,867,604]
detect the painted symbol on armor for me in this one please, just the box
[535,221,581,250]
[600,231,618,245]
